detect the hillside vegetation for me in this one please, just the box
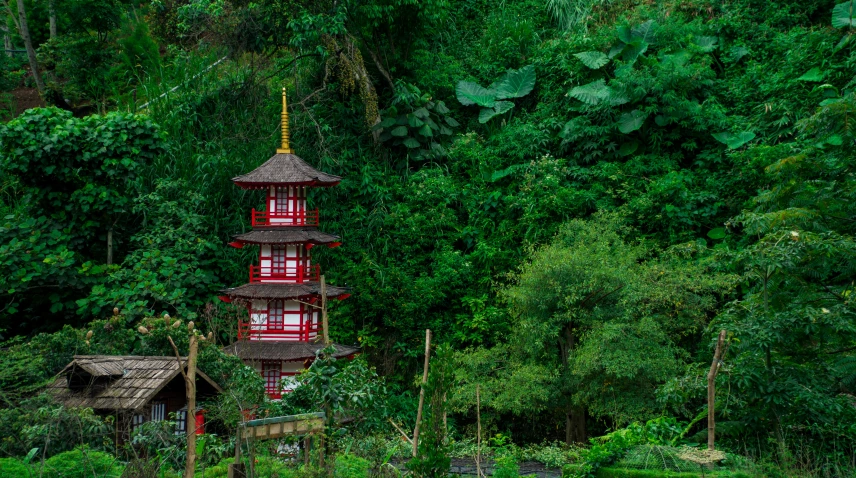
[1,0,856,475]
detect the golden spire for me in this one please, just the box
[277,88,293,154]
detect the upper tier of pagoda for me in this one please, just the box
[231,90,340,189]
[231,153,341,189]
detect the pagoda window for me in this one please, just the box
[271,246,287,275]
[267,300,284,330]
[262,361,281,397]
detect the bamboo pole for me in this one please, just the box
[320,275,329,345]
[412,329,432,457]
[707,330,727,451]
[476,384,482,478]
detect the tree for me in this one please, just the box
[0,108,165,333]
[455,214,733,443]
[712,92,856,453]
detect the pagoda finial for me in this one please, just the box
[277,88,293,154]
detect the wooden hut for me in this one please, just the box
[46,355,223,442]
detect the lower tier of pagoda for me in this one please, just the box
[223,341,360,399]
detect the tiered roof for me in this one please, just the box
[231,153,341,188]
[224,342,359,361]
[220,282,349,300]
[232,227,339,245]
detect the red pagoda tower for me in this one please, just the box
[221,89,357,399]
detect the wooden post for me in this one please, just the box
[476,384,482,478]
[168,332,199,478]
[320,275,329,345]
[707,330,727,451]
[107,228,113,265]
[412,329,432,457]
[228,427,245,478]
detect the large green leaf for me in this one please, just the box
[574,51,609,70]
[631,20,658,43]
[832,1,856,28]
[456,81,496,107]
[495,65,536,100]
[390,126,408,137]
[402,137,421,148]
[695,36,718,52]
[797,67,825,82]
[570,79,609,105]
[478,101,516,124]
[712,131,756,149]
[617,110,648,133]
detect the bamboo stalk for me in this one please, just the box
[476,384,482,478]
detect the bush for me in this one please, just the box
[0,458,32,478]
[39,447,123,478]
[334,453,372,478]
[595,468,753,478]
[493,453,521,478]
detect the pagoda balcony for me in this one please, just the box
[251,208,319,227]
[238,321,320,341]
[249,264,320,283]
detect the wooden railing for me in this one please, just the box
[251,208,319,227]
[248,264,320,283]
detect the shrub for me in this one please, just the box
[493,453,521,478]
[0,458,32,478]
[334,453,372,478]
[39,446,123,477]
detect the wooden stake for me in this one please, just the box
[476,384,482,478]
[320,275,330,345]
[107,228,113,265]
[412,329,432,457]
[388,418,413,445]
[707,330,727,451]
[168,334,199,478]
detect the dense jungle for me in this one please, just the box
[2,0,856,476]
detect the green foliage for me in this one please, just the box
[407,344,454,477]
[374,81,459,161]
[0,458,32,478]
[333,453,372,478]
[456,65,536,123]
[39,446,123,477]
[0,108,165,333]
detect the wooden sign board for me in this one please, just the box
[241,412,325,440]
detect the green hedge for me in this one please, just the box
[0,458,32,478]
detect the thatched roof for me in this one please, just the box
[232,153,341,189]
[233,227,340,245]
[220,282,350,300]
[46,355,223,412]
[223,341,359,361]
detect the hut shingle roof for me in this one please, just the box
[233,228,339,245]
[232,153,341,188]
[220,282,349,300]
[223,341,359,361]
[46,355,223,411]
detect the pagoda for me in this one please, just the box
[220,89,357,399]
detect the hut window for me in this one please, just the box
[151,401,166,422]
[132,414,145,430]
[262,362,281,395]
[175,408,187,434]
[268,300,284,329]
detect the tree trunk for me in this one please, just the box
[565,408,587,444]
[16,0,46,94]
[707,330,726,451]
[1,24,11,58]
[184,335,199,478]
[412,328,432,457]
[48,0,56,39]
